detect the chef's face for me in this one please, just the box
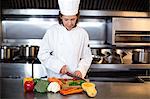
[61,15,78,31]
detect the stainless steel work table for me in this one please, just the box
[1,78,150,99]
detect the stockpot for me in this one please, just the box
[132,49,150,64]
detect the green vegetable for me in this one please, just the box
[69,80,86,86]
[79,80,85,85]
[33,78,41,85]
[34,80,49,93]
[69,81,79,86]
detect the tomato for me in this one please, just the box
[24,81,34,92]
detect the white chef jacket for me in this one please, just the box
[38,23,92,78]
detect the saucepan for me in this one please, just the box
[132,49,150,64]
[29,46,39,58]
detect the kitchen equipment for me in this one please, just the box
[91,48,103,64]
[100,49,111,64]
[1,0,149,12]
[0,46,4,60]
[29,46,39,58]
[91,48,101,56]
[108,48,122,64]
[6,46,11,60]
[122,50,132,64]
[132,49,150,64]
[19,45,29,58]
[108,18,150,46]
[0,46,15,62]
[101,49,111,56]
[116,49,127,64]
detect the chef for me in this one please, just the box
[37,0,92,79]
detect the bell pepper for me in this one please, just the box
[24,80,34,92]
[23,77,33,84]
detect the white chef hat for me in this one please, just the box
[58,0,80,16]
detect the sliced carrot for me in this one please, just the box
[60,87,83,95]
[48,77,63,86]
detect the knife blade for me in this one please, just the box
[66,72,87,82]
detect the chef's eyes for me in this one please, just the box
[64,18,76,21]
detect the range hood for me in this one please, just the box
[1,0,150,12]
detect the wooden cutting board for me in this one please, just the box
[60,79,87,89]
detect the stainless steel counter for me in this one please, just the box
[1,63,150,79]
[90,64,150,71]
[88,64,150,82]
[1,78,150,99]
[0,63,47,78]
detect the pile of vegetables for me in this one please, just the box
[23,77,97,97]
[23,77,62,93]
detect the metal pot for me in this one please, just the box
[116,49,127,64]
[0,46,5,60]
[132,49,150,64]
[91,49,101,56]
[19,45,29,58]
[6,47,11,60]
[143,49,150,63]
[0,46,10,60]
[101,49,111,56]
[29,46,39,58]
[0,46,16,61]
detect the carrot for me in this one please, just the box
[48,77,63,86]
[60,87,83,95]
[60,87,77,92]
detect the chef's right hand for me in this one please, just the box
[60,65,68,75]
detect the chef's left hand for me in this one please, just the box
[74,70,82,78]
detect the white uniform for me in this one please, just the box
[38,24,92,78]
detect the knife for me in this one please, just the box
[66,72,87,82]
